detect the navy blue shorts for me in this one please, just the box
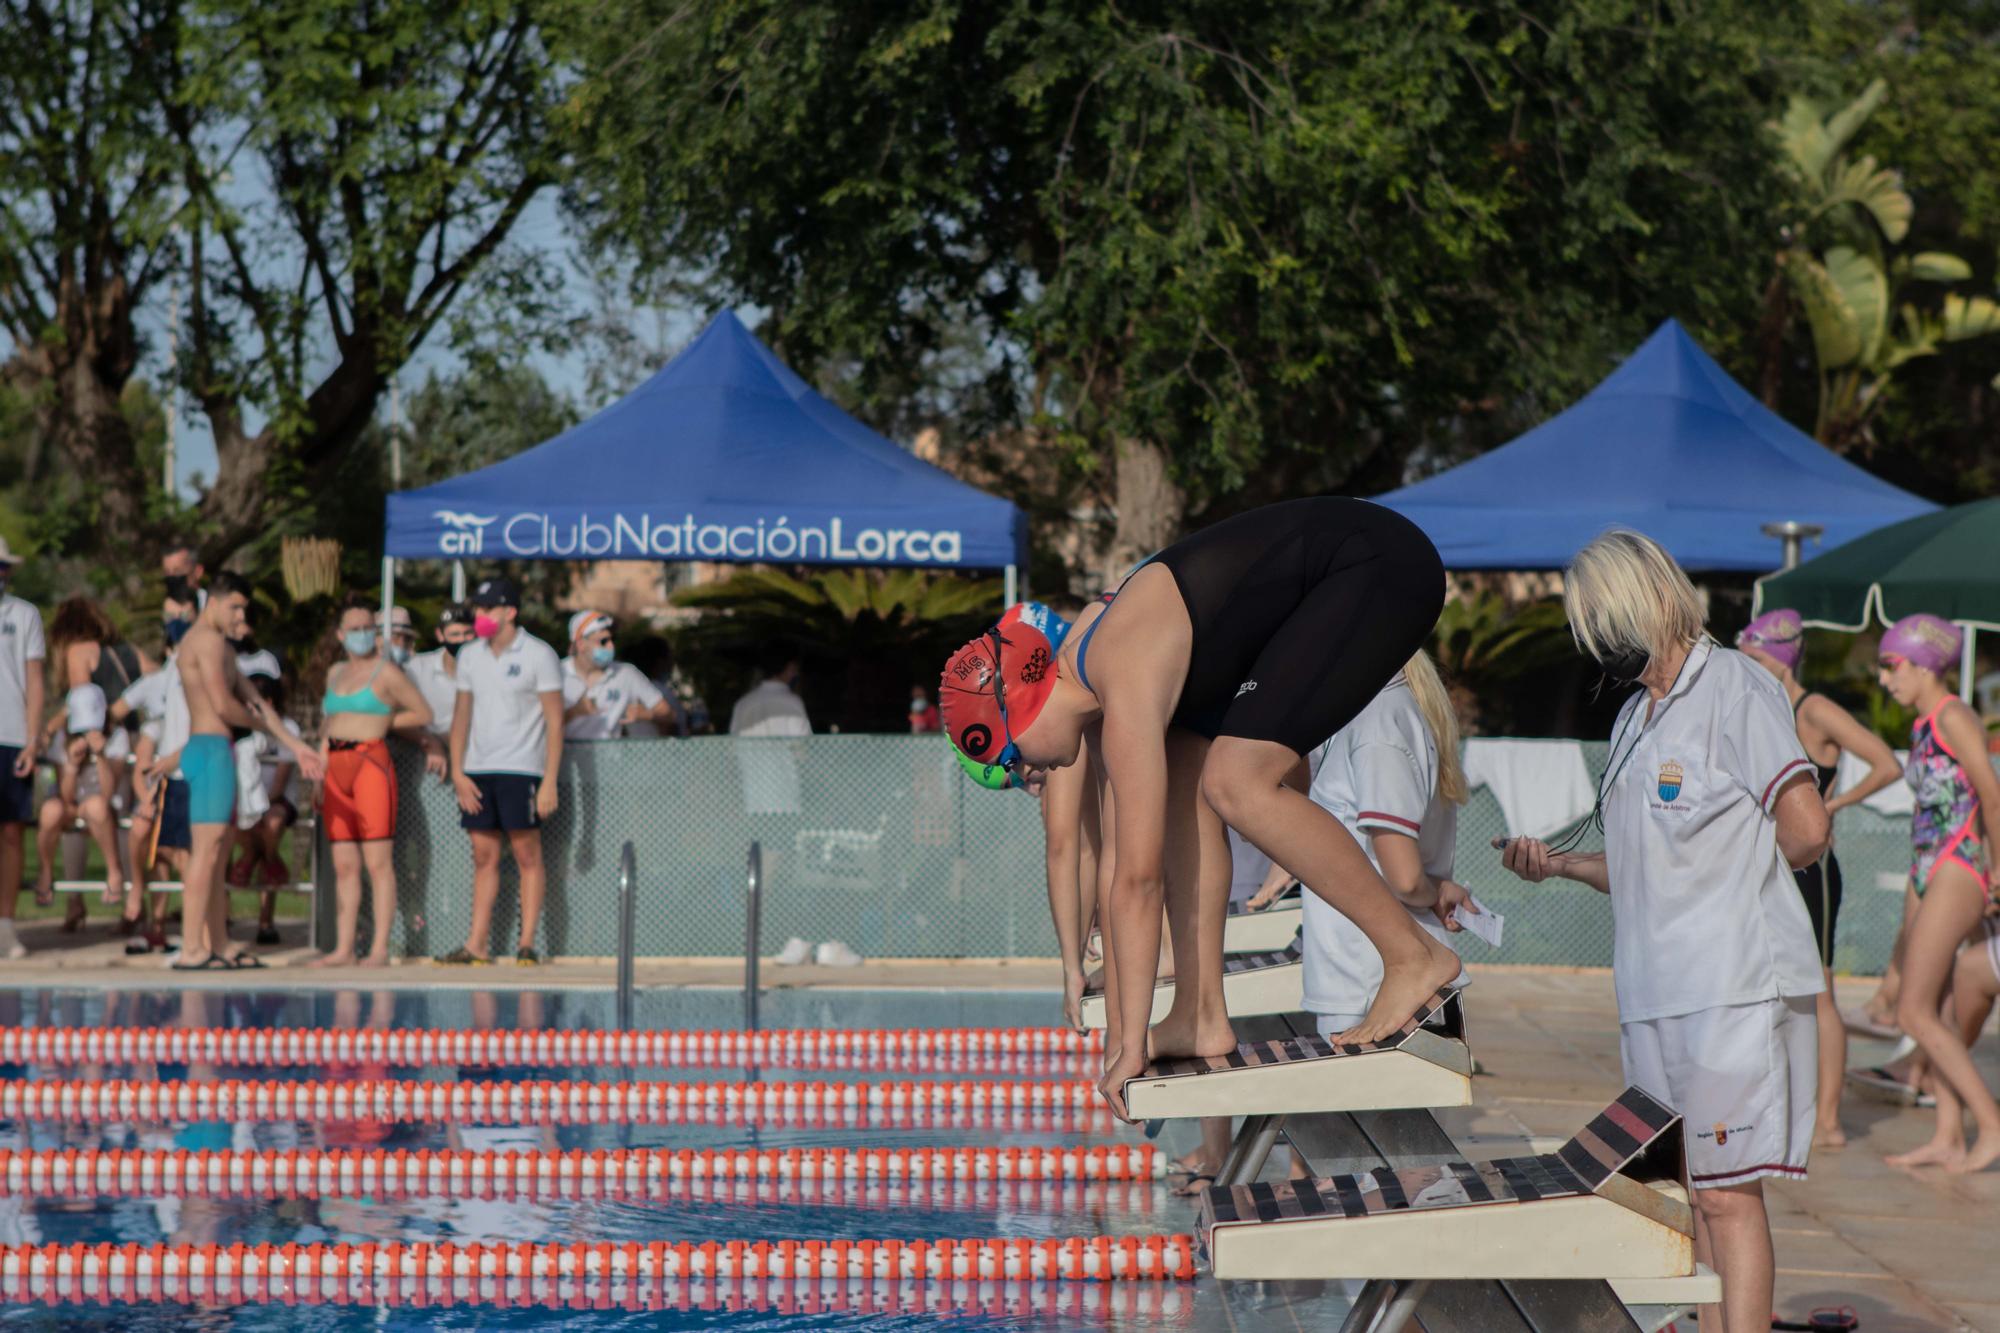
[156,779,192,852]
[0,747,33,825]
[459,773,542,832]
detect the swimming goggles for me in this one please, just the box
[985,628,1023,776]
[1877,653,1908,671]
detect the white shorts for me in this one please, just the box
[1620,996,1816,1190]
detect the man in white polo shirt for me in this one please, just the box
[1499,530,1828,1333]
[560,611,673,740]
[443,577,563,965]
[0,540,44,960]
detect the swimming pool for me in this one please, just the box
[0,986,1366,1329]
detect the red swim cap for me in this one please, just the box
[939,624,1059,764]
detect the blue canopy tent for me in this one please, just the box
[1371,320,1935,571]
[382,310,1028,607]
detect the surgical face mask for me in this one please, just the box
[910,695,929,714]
[163,618,191,647]
[591,645,616,667]
[1593,642,1649,683]
[386,643,412,666]
[473,613,500,639]
[343,629,377,657]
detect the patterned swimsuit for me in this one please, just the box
[1906,701,1988,895]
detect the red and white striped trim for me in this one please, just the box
[0,1077,1110,1128]
[0,1024,1102,1070]
[0,1237,1198,1307]
[0,1144,1165,1199]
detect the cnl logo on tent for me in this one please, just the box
[435,511,498,555]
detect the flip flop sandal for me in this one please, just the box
[170,955,236,971]
[1170,1172,1217,1198]
[228,954,267,969]
[435,947,490,966]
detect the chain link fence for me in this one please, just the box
[321,736,1908,974]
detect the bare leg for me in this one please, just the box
[1812,971,1847,1148]
[77,794,123,905]
[180,823,230,963]
[1171,1117,1238,1195]
[509,827,545,953]
[1889,868,2000,1172]
[1693,1179,1774,1333]
[462,831,503,958]
[1203,736,1460,1044]
[1866,920,1908,1027]
[358,840,395,963]
[33,799,64,906]
[311,841,363,966]
[1042,759,1091,1031]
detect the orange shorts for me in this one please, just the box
[321,739,397,843]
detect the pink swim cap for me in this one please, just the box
[1880,613,1963,675]
[1737,609,1804,671]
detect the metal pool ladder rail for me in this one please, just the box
[744,841,764,1031]
[616,841,637,1032]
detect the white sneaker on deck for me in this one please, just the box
[814,940,863,968]
[773,937,812,966]
[0,920,25,960]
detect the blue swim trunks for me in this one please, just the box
[181,733,235,825]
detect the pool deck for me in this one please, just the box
[5,926,1997,1330]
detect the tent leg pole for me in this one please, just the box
[452,560,467,602]
[1003,563,1017,610]
[381,556,396,627]
[1960,623,1977,704]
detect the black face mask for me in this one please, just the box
[443,640,466,659]
[1594,643,1650,683]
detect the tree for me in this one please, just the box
[0,0,569,570]
[672,567,1001,732]
[1770,79,2000,450]
[563,0,1808,590]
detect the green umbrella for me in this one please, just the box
[1754,497,2000,698]
[1754,498,2000,631]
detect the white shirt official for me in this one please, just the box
[1601,638,1826,1022]
[561,659,665,740]
[1301,676,1468,1017]
[407,648,460,738]
[729,679,811,737]
[0,596,45,749]
[455,630,563,776]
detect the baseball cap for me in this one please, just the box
[568,610,614,643]
[468,576,520,609]
[436,602,474,628]
[938,622,1059,766]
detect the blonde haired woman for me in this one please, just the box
[1498,529,1830,1333]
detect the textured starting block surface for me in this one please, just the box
[1203,1086,1693,1282]
[1079,938,1303,1030]
[1122,991,1470,1119]
[1222,898,1303,954]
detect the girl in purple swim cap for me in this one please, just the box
[1874,612,2000,1172]
[1737,609,1902,1149]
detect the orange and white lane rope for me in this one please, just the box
[0,1237,1198,1308]
[0,1077,1112,1129]
[0,1025,1103,1071]
[0,1144,1167,1200]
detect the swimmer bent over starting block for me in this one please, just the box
[941,498,1456,1119]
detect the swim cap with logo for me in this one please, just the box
[999,601,1073,651]
[938,623,1059,765]
[1880,613,1962,675]
[1736,608,1804,671]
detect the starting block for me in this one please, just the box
[1222,884,1303,953]
[1121,990,1468,1121]
[1201,1086,1691,1283]
[1079,936,1303,1030]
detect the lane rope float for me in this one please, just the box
[0,1025,1103,1071]
[0,1144,1167,1200]
[0,1077,1112,1128]
[0,1236,1199,1308]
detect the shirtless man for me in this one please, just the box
[170,572,324,969]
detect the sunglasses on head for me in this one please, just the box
[985,628,1023,775]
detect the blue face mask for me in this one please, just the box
[163,618,191,647]
[343,629,377,657]
[591,645,616,667]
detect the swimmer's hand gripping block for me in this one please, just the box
[1079,937,1303,1030]
[1200,1086,1692,1282]
[1121,991,1470,1120]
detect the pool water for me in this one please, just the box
[0,987,1363,1329]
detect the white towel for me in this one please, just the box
[234,734,269,831]
[1461,738,1596,839]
